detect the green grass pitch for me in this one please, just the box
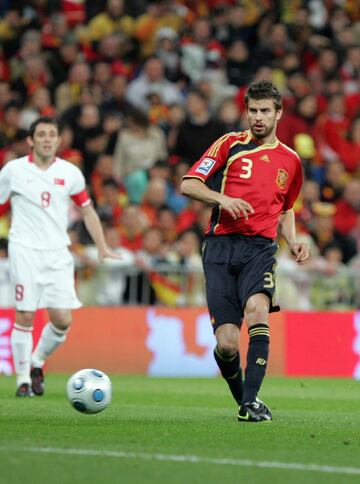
[0,375,359,484]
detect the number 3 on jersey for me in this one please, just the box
[240,158,253,179]
[41,191,51,208]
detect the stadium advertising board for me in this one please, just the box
[0,308,359,378]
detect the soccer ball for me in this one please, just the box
[66,368,112,414]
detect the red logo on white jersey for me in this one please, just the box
[54,178,65,185]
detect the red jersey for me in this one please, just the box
[183,130,303,239]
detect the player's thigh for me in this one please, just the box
[202,237,242,329]
[237,242,279,318]
[41,248,81,310]
[8,243,41,311]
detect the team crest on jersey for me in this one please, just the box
[276,169,289,190]
[54,178,65,185]
[195,157,216,175]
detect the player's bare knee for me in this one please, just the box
[49,310,72,330]
[217,341,238,356]
[245,294,270,327]
[245,307,269,327]
[16,311,35,327]
[215,324,239,355]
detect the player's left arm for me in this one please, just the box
[79,204,121,262]
[278,209,309,265]
[278,155,309,264]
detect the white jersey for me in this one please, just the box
[0,155,91,250]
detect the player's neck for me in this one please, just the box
[252,132,277,145]
[32,152,55,170]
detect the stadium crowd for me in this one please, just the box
[0,0,359,309]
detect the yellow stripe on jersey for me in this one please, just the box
[228,139,280,164]
[208,133,233,158]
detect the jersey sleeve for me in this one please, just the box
[282,157,303,212]
[0,163,11,204]
[69,167,91,208]
[183,133,233,182]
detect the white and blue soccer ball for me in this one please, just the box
[66,369,112,414]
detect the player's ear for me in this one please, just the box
[276,108,283,121]
[26,136,34,149]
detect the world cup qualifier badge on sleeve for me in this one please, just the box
[195,158,216,175]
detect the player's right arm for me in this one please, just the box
[180,178,254,220]
[0,162,11,204]
[181,132,254,220]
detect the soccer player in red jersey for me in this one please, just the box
[181,80,309,422]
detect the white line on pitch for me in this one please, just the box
[0,446,359,476]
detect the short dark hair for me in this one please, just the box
[28,117,60,138]
[245,80,282,111]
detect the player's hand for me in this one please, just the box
[289,242,310,265]
[219,195,254,220]
[98,246,122,262]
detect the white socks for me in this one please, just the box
[11,323,33,386]
[31,322,67,368]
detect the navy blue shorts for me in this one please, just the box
[202,234,280,332]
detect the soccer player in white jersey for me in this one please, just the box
[0,117,120,397]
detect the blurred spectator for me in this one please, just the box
[325,116,360,173]
[0,8,24,58]
[174,88,226,163]
[90,154,117,202]
[277,94,319,153]
[167,229,205,306]
[157,206,178,243]
[47,33,82,88]
[164,102,186,153]
[140,177,167,226]
[0,101,22,148]
[41,12,69,50]
[125,225,171,306]
[100,73,133,118]
[75,224,134,306]
[55,61,92,113]
[320,160,348,203]
[119,204,148,251]
[334,179,360,250]
[148,159,172,182]
[180,16,225,83]
[154,27,181,83]
[83,0,135,42]
[310,201,357,263]
[133,0,184,58]
[96,176,128,226]
[70,102,106,178]
[310,242,355,310]
[166,160,189,214]
[225,40,256,87]
[254,22,296,69]
[19,86,56,129]
[126,56,183,110]
[12,54,52,106]
[113,108,167,202]
[57,124,83,168]
[217,97,243,132]
[9,29,42,81]
[297,179,321,233]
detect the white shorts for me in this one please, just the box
[9,243,82,311]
